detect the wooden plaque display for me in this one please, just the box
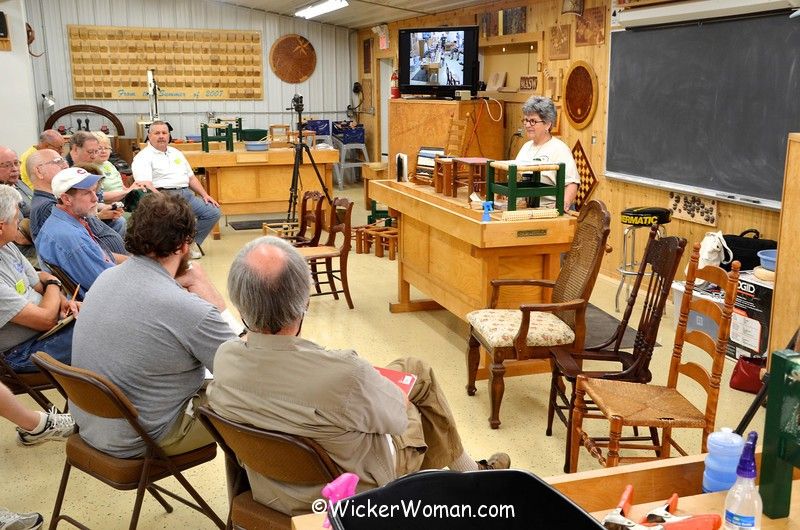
[67,25,263,100]
[269,34,316,84]
[563,60,598,130]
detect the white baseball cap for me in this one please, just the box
[51,167,103,198]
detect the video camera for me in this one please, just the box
[288,93,304,113]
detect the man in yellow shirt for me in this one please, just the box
[19,130,65,188]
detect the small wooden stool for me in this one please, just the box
[452,157,490,200]
[433,157,454,195]
[362,226,399,260]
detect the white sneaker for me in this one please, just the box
[190,249,203,260]
[16,408,75,447]
[0,507,43,530]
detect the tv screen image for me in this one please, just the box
[398,25,479,99]
[407,30,466,86]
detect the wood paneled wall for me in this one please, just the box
[357,0,781,279]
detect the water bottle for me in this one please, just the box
[724,431,762,530]
[703,428,744,493]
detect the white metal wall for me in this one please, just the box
[25,0,356,138]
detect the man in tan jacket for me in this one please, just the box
[207,236,510,516]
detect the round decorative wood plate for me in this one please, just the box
[563,60,598,130]
[269,34,316,84]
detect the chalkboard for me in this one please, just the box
[606,13,800,207]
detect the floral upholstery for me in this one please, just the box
[466,309,575,348]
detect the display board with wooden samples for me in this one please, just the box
[67,25,263,100]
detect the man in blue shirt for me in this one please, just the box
[35,167,126,297]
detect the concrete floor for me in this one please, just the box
[0,183,765,527]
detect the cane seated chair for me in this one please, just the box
[568,245,741,471]
[547,226,687,472]
[197,405,342,529]
[465,200,611,429]
[296,197,355,309]
[31,352,224,530]
[262,191,325,248]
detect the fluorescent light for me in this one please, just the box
[295,0,349,19]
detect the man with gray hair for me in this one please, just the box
[208,236,510,516]
[0,185,76,377]
[0,145,36,262]
[19,129,66,188]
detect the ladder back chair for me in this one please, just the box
[31,352,224,530]
[465,200,611,429]
[568,245,741,471]
[547,226,687,472]
[262,191,325,248]
[197,405,342,529]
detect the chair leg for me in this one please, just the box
[339,255,354,309]
[660,427,673,459]
[568,383,587,473]
[606,416,624,468]
[49,460,72,530]
[563,383,578,474]
[466,333,480,396]
[147,485,174,513]
[546,369,559,436]
[325,258,339,300]
[650,427,661,458]
[310,260,322,294]
[165,469,226,529]
[488,358,506,429]
[130,459,154,530]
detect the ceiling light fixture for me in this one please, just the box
[295,0,349,19]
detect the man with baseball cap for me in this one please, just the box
[35,167,127,297]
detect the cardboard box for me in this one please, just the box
[671,281,724,339]
[728,271,773,360]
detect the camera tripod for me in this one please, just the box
[286,94,332,222]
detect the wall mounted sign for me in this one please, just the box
[563,60,598,130]
[269,34,316,84]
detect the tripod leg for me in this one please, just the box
[286,143,303,222]
[302,143,333,204]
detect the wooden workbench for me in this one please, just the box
[183,147,338,239]
[292,454,800,529]
[370,180,576,377]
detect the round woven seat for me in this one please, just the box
[620,207,671,226]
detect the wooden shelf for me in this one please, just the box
[478,90,536,103]
[479,31,543,50]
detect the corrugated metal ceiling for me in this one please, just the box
[221,0,490,29]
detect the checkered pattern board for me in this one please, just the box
[572,139,597,211]
[668,192,718,226]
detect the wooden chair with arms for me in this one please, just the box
[31,352,224,530]
[465,199,611,429]
[568,245,741,471]
[197,405,342,530]
[296,197,355,309]
[546,226,687,472]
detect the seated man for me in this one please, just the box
[0,186,76,374]
[71,193,239,458]
[19,129,66,188]
[28,150,127,257]
[0,145,36,263]
[35,167,125,297]
[207,236,510,516]
[131,121,220,258]
[67,131,126,237]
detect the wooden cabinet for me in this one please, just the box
[388,99,504,179]
[768,132,800,357]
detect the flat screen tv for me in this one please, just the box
[398,26,479,99]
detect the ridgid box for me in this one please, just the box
[728,271,773,360]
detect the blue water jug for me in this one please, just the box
[703,427,744,493]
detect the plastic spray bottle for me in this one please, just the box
[723,431,762,530]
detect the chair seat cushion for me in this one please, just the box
[297,245,339,259]
[467,309,575,348]
[232,490,291,529]
[583,378,705,428]
[66,434,217,488]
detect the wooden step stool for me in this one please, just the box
[361,226,399,260]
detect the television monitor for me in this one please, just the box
[398,26,479,99]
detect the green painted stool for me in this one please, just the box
[486,161,566,213]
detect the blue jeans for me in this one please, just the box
[3,322,74,373]
[163,188,221,246]
[104,215,127,238]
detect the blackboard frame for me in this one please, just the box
[605,12,800,212]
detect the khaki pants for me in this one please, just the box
[158,391,215,456]
[387,357,465,476]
